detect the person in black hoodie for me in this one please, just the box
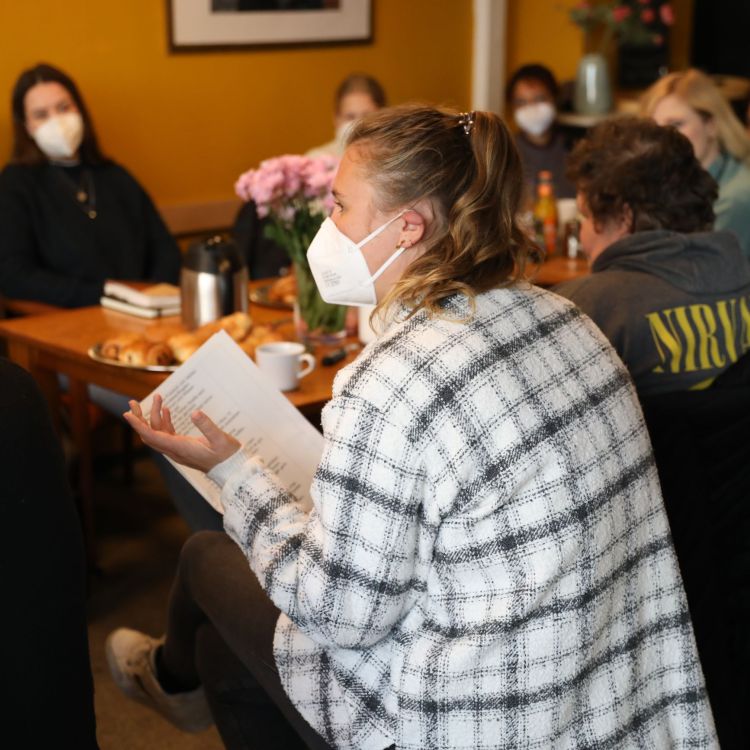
[554,116,750,396]
[0,63,179,308]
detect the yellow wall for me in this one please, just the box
[0,0,472,207]
[506,0,694,91]
[506,0,582,84]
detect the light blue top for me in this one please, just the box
[708,152,750,259]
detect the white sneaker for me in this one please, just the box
[105,628,213,733]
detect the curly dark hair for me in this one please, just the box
[566,116,717,233]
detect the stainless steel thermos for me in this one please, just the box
[180,235,248,329]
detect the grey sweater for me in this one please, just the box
[554,230,750,395]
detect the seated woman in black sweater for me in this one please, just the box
[0,63,180,307]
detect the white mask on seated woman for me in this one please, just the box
[514,102,556,138]
[32,112,84,160]
[307,212,406,306]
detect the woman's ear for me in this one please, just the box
[397,210,425,248]
[397,198,434,248]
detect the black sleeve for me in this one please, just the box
[232,201,290,279]
[0,168,103,307]
[0,359,98,746]
[128,170,181,284]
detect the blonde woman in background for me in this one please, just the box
[306,73,386,157]
[642,68,750,258]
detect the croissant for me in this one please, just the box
[238,328,284,359]
[100,332,142,360]
[165,333,199,363]
[267,275,296,305]
[216,311,253,341]
[167,312,253,362]
[120,340,175,367]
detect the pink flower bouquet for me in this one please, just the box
[569,0,675,52]
[234,154,346,339]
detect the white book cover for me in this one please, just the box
[100,296,181,318]
[139,330,324,513]
[103,281,181,309]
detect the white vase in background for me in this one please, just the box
[574,53,613,115]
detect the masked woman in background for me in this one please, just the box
[0,63,180,307]
[506,63,575,202]
[108,105,714,749]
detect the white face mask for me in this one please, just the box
[31,112,84,160]
[307,213,406,306]
[514,102,556,137]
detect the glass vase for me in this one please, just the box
[292,261,347,345]
[574,53,613,115]
[264,215,347,345]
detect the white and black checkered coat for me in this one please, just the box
[217,285,716,749]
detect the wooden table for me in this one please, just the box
[0,257,587,557]
[0,302,357,559]
[528,255,589,288]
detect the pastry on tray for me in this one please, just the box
[99,332,143,360]
[97,311,284,368]
[267,275,297,306]
[119,340,174,367]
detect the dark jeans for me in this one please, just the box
[161,531,332,749]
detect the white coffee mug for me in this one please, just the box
[256,341,315,392]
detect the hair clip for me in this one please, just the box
[458,111,475,136]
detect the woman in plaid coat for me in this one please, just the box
[111,105,716,749]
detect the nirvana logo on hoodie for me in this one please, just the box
[646,294,750,379]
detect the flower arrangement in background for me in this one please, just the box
[569,0,675,53]
[235,154,346,339]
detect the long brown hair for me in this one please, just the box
[10,63,107,166]
[347,104,536,319]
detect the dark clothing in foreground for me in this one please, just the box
[554,229,750,395]
[232,201,290,280]
[161,531,329,749]
[0,358,97,747]
[0,161,180,307]
[640,353,750,749]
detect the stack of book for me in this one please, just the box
[101,281,181,318]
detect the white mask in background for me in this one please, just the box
[31,112,84,160]
[307,212,406,306]
[513,102,556,137]
[335,119,356,147]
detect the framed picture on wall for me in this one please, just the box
[168,0,372,51]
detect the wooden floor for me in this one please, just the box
[85,455,223,749]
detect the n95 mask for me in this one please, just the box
[32,112,84,160]
[307,213,406,307]
[514,102,556,137]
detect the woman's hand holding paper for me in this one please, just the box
[124,394,241,473]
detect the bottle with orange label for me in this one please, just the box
[533,170,558,256]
